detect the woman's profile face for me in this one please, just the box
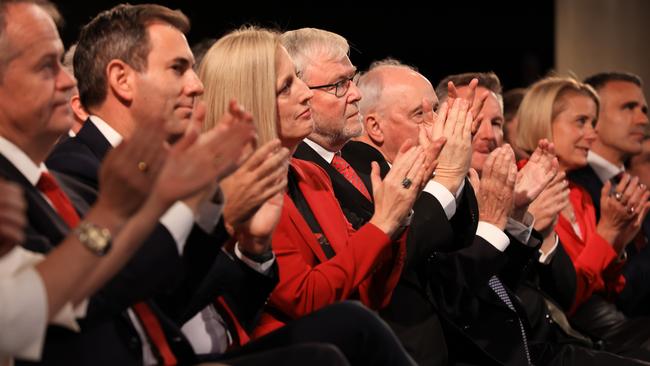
[551,91,598,171]
[275,45,314,148]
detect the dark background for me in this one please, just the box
[53,0,555,91]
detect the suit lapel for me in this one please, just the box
[0,154,69,251]
[295,142,374,213]
[283,193,331,263]
[76,119,113,162]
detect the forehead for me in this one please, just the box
[384,69,436,106]
[3,3,62,62]
[558,92,597,116]
[145,22,193,63]
[303,54,354,84]
[600,80,646,102]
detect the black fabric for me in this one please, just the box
[287,167,336,259]
[214,343,350,366]
[571,295,650,361]
[212,301,416,366]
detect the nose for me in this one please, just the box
[476,117,496,141]
[584,122,597,144]
[57,64,77,91]
[346,80,362,104]
[296,77,314,104]
[635,106,649,126]
[186,69,204,97]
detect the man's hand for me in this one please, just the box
[149,100,257,209]
[370,142,426,237]
[477,146,517,230]
[237,192,285,257]
[430,98,473,193]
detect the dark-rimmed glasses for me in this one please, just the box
[307,71,360,98]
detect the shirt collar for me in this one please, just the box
[89,115,123,148]
[587,150,624,183]
[0,135,47,186]
[303,138,336,163]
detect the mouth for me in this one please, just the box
[297,108,311,119]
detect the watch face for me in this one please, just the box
[76,222,112,256]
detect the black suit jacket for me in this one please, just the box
[41,120,277,363]
[296,141,540,365]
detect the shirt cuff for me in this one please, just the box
[195,198,224,234]
[234,244,275,275]
[476,221,510,252]
[50,299,88,331]
[423,180,457,219]
[160,201,195,254]
[506,211,535,245]
[0,268,48,360]
[538,234,559,265]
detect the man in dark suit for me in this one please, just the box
[568,72,650,318]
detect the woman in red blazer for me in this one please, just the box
[515,77,650,314]
[199,27,438,338]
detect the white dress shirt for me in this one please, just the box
[587,150,624,183]
[0,247,86,362]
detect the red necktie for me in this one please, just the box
[214,296,250,349]
[331,153,372,201]
[36,171,80,228]
[132,302,178,366]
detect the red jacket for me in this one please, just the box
[252,158,406,337]
[555,183,626,313]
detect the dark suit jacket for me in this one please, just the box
[294,141,540,365]
[40,120,277,363]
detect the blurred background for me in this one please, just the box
[53,0,649,96]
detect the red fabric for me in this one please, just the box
[132,302,178,366]
[331,153,372,201]
[214,296,250,349]
[36,171,80,228]
[252,158,406,337]
[555,183,626,314]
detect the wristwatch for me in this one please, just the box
[74,221,112,256]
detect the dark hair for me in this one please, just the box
[503,88,527,121]
[435,71,502,101]
[584,71,643,91]
[74,4,190,109]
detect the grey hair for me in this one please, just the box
[280,27,349,82]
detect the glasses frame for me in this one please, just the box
[307,71,360,98]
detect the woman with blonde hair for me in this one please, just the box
[196,26,423,365]
[517,76,650,360]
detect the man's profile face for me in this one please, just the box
[594,80,649,157]
[302,54,362,150]
[0,3,76,144]
[130,22,204,138]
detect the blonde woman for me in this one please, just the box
[517,76,650,359]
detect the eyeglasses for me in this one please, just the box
[307,71,360,98]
